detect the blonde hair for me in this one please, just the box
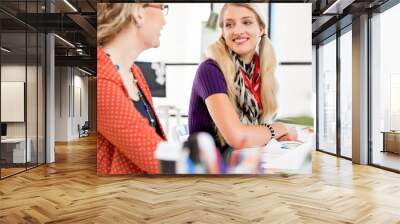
[97,3,144,46]
[205,3,278,145]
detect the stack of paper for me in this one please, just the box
[261,135,314,174]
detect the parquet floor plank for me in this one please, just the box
[0,135,399,223]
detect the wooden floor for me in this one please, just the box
[1,167,26,178]
[1,135,400,223]
[373,151,400,171]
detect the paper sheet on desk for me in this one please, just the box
[261,135,314,174]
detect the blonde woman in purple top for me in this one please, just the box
[189,3,297,154]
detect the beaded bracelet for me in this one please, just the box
[262,123,276,139]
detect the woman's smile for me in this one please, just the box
[233,36,249,45]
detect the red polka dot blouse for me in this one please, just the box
[97,48,167,175]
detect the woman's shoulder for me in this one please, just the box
[199,58,221,69]
[197,58,224,78]
[193,58,227,96]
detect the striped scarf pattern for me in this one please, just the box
[231,51,263,125]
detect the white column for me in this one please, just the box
[352,14,369,164]
[46,33,55,163]
[45,0,55,163]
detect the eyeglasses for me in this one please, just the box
[143,4,169,16]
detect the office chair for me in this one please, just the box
[79,121,90,138]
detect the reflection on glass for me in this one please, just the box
[340,30,352,158]
[318,38,337,154]
[0,1,47,179]
[371,3,400,171]
[1,31,27,177]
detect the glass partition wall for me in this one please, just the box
[0,0,46,179]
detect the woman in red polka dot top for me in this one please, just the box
[97,3,168,174]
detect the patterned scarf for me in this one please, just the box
[231,51,263,125]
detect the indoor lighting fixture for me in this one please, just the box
[1,47,11,53]
[322,0,354,15]
[63,0,78,12]
[78,67,93,76]
[54,34,75,48]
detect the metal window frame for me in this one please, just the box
[0,0,47,180]
[315,21,353,162]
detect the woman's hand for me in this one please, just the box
[278,127,300,142]
[270,122,288,138]
[271,123,299,142]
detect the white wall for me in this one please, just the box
[138,3,210,63]
[1,65,26,138]
[54,67,89,141]
[1,64,45,164]
[270,3,313,118]
[55,67,69,141]
[1,65,37,138]
[137,3,211,126]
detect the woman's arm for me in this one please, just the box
[98,78,162,173]
[205,93,290,149]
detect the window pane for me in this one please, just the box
[340,29,352,158]
[371,3,400,171]
[318,38,337,154]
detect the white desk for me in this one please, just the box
[231,127,315,175]
[1,138,31,163]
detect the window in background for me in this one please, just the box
[317,37,337,155]
[371,2,400,171]
[339,28,352,158]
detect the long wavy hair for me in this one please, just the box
[205,3,278,145]
[97,3,144,46]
